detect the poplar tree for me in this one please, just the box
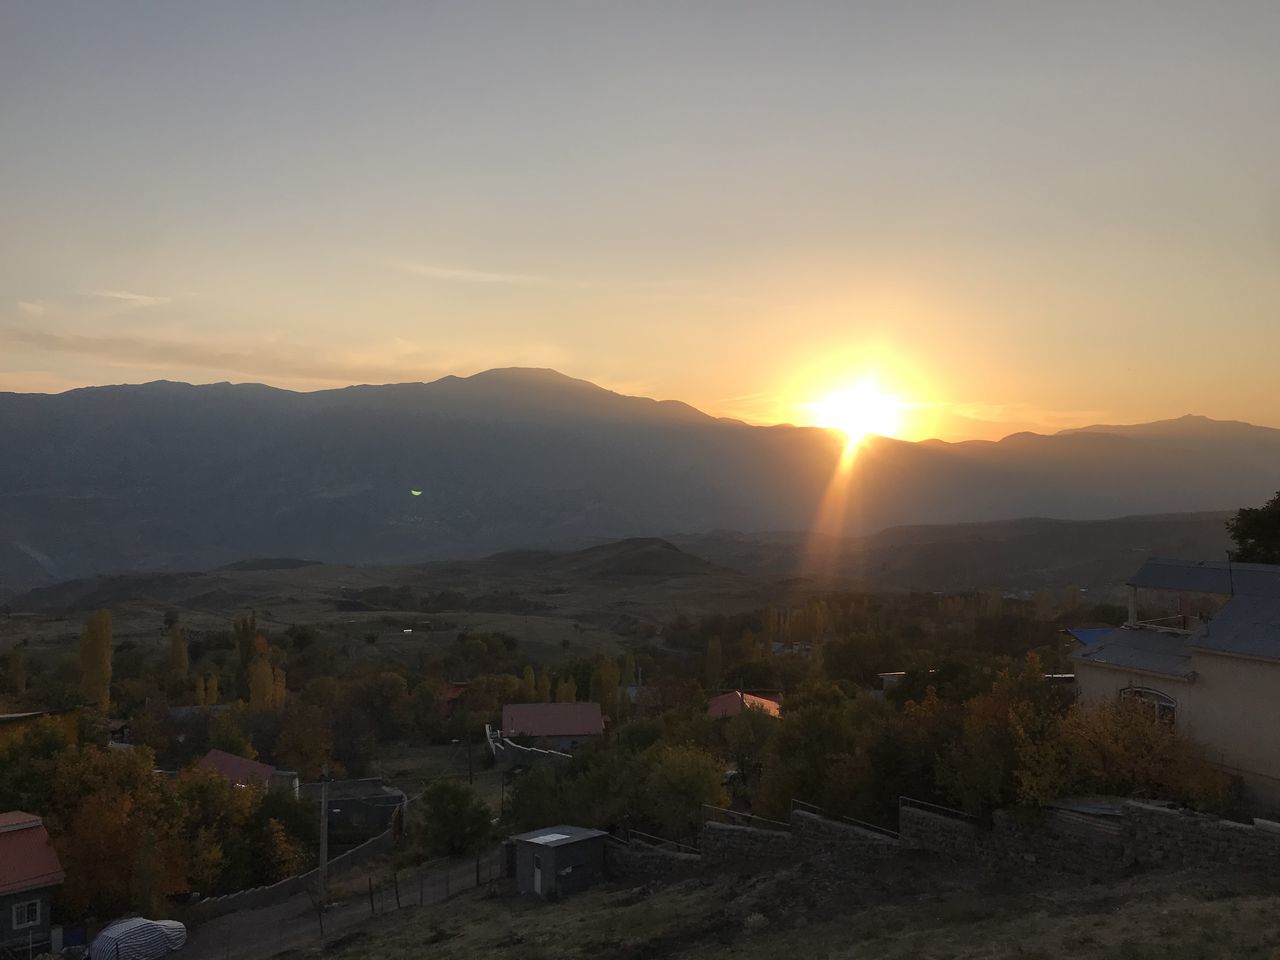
[79,610,113,712]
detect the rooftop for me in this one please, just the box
[501,702,604,738]
[0,811,65,896]
[1072,626,1195,680]
[1189,594,1280,662]
[707,690,782,719]
[198,748,277,786]
[510,824,607,847]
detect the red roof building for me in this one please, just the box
[198,748,277,788]
[707,691,781,720]
[0,812,65,898]
[501,703,604,740]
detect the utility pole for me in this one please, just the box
[318,764,331,908]
[467,731,474,785]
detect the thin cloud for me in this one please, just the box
[395,260,560,286]
[91,289,172,308]
[16,301,47,316]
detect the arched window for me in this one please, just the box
[1120,686,1176,724]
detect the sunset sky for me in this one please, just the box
[2,2,1278,440]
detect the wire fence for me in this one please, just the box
[186,848,508,960]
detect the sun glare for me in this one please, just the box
[809,377,906,448]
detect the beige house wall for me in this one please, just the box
[1075,654,1280,805]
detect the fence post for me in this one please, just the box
[393,868,400,908]
[475,856,480,887]
[367,877,375,915]
[419,869,424,906]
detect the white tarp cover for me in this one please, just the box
[89,918,186,960]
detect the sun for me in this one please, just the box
[808,376,906,448]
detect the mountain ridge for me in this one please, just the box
[0,368,1275,595]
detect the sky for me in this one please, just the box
[2,1,1279,440]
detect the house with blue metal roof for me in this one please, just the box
[1073,558,1280,804]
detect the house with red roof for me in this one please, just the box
[500,703,604,752]
[707,690,781,720]
[198,749,300,797]
[0,812,65,951]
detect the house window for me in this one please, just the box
[1120,686,1176,724]
[12,899,41,930]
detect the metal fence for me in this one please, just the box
[790,799,900,839]
[621,828,701,855]
[700,804,790,832]
[898,795,980,825]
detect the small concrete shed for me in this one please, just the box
[511,825,608,899]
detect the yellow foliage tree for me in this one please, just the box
[168,625,189,678]
[555,676,577,703]
[79,610,113,713]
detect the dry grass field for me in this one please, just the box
[299,855,1280,960]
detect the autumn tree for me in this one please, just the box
[520,665,537,701]
[168,624,189,678]
[590,657,620,720]
[723,705,777,788]
[555,675,577,703]
[704,636,722,692]
[274,704,332,779]
[535,670,552,702]
[205,672,220,705]
[79,610,113,712]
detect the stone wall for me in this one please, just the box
[791,810,898,860]
[700,821,796,864]
[899,804,990,860]
[1126,801,1280,870]
[607,842,702,879]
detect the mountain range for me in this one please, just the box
[1,368,1276,596]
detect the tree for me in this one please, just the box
[193,674,207,706]
[233,613,258,675]
[640,744,727,841]
[3,646,27,697]
[590,657,620,721]
[414,778,492,858]
[555,676,577,703]
[205,672,220,705]
[520,665,537,701]
[1228,490,1280,564]
[723,706,777,787]
[248,654,275,710]
[704,637,722,692]
[535,670,552,702]
[79,610,113,713]
[168,625,189,678]
[274,704,332,780]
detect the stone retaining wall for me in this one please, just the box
[607,843,702,879]
[791,810,898,860]
[1127,801,1280,870]
[700,821,796,864]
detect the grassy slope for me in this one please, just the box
[310,855,1280,960]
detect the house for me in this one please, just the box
[0,812,65,952]
[1072,558,1280,803]
[500,703,604,752]
[0,708,79,748]
[197,749,300,797]
[706,690,780,720]
[510,825,608,899]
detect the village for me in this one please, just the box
[4,543,1280,960]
